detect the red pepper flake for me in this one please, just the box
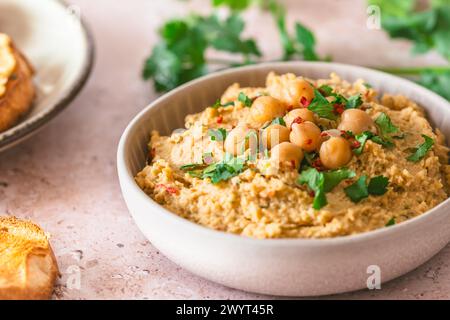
[333,104,345,115]
[290,117,304,130]
[156,184,179,195]
[290,160,297,169]
[312,159,323,171]
[306,138,313,145]
[148,148,156,160]
[300,97,311,108]
[166,186,179,195]
[351,140,361,149]
[308,190,315,197]
[216,116,223,124]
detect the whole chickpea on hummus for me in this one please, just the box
[136,72,450,239]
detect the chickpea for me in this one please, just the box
[337,109,375,135]
[289,121,322,152]
[261,124,290,149]
[319,137,353,169]
[288,78,315,108]
[224,126,257,156]
[284,108,315,128]
[271,142,304,169]
[250,96,286,125]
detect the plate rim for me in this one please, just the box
[0,0,95,151]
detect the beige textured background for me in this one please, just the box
[1,0,449,299]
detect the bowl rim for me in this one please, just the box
[117,60,450,247]
[0,0,96,151]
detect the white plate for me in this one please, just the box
[117,62,450,297]
[0,0,94,152]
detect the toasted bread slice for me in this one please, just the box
[0,38,35,133]
[0,217,59,300]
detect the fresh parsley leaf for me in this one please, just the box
[143,43,184,92]
[367,175,389,195]
[298,167,327,209]
[371,135,395,148]
[322,168,356,192]
[354,131,374,155]
[344,176,369,203]
[318,85,334,96]
[345,95,363,109]
[271,117,286,126]
[208,128,227,141]
[385,217,396,227]
[345,175,389,202]
[298,167,355,209]
[202,15,262,59]
[374,112,401,146]
[143,13,261,92]
[317,85,350,105]
[369,1,450,100]
[238,92,253,107]
[202,153,245,184]
[354,130,398,154]
[295,22,319,61]
[308,89,338,120]
[212,0,252,10]
[419,70,450,101]
[363,82,373,89]
[212,99,234,108]
[268,0,295,59]
[374,2,450,60]
[268,0,325,61]
[180,163,204,171]
[375,112,399,136]
[407,134,435,162]
[368,0,414,17]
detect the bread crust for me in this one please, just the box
[0,42,35,133]
[0,217,59,300]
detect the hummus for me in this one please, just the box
[136,72,450,239]
[0,33,16,97]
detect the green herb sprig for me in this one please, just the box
[181,153,246,184]
[344,175,389,203]
[298,167,356,210]
[407,134,435,162]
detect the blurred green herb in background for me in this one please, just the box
[142,0,324,92]
[369,0,450,99]
[143,0,450,100]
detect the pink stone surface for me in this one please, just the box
[0,0,449,299]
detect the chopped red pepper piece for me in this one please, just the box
[312,159,323,171]
[333,104,345,115]
[300,97,311,107]
[351,140,361,149]
[216,116,223,124]
[290,117,304,130]
[290,160,296,169]
[156,184,179,195]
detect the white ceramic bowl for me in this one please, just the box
[0,0,94,152]
[117,62,450,297]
